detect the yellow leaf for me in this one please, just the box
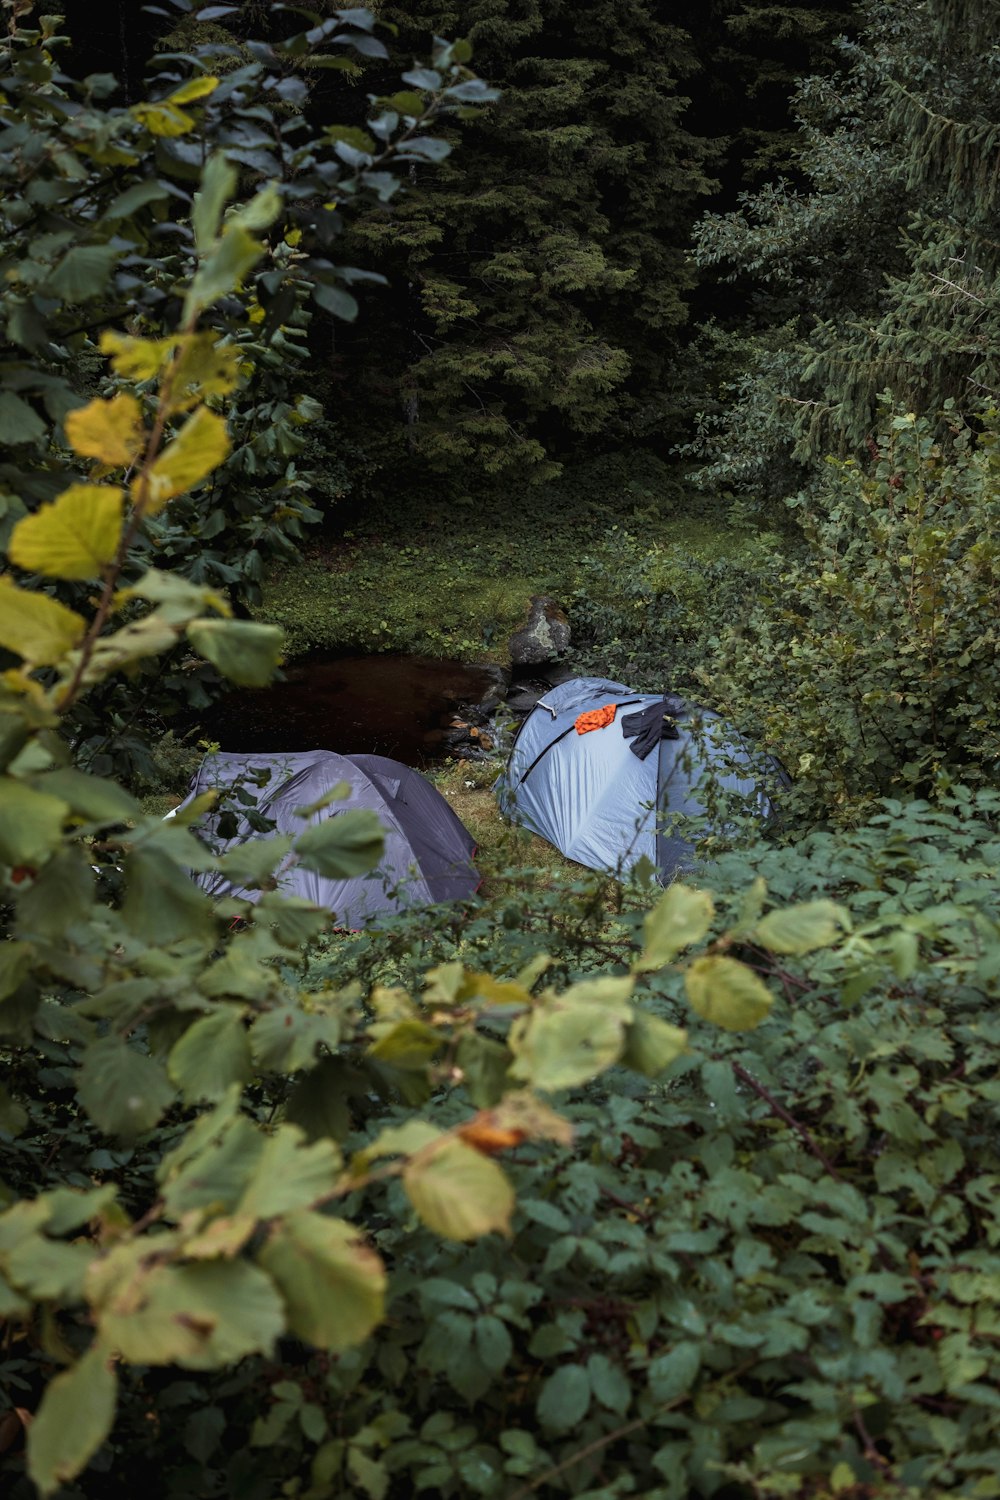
[168,75,219,105]
[684,956,775,1032]
[131,101,195,137]
[137,409,230,513]
[99,331,177,382]
[9,486,123,581]
[0,576,86,666]
[64,394,144,467]
[168,333,241,413]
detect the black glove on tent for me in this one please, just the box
[496,677,783,880]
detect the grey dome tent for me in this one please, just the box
[496,677,782,880]
[176,749,478,927]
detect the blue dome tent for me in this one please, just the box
[174,749,479,927]
[496,677,782,880]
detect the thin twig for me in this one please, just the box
[504,1401,685,1500]
[731,1060,844,1181]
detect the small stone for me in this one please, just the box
[509,595,571,666]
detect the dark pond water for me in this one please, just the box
[197,653,504,766]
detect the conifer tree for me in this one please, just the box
[337,0,718,482]
[691,0,1000,506]
[679,0,856,191]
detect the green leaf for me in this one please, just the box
[249,1005,342,1073]
[313,282,359,322]
[229,182,283,234]
[45,244,123,300]
[121,848,215,945]
[588,1352,631,1414]
[237,1125,341,1218]
[215,834,294,887]
[258,1210,386,1349]
[97,1260,284,1369]
[537,1364,590,1433]
[14,848,93,941]
[508,1000,627,1090]
[186,619,284,687]
[0,575,86,665]
[0,779,69,866]
[0,390,46,446]
[184,226,264,322]
[755,899,849,955]
[635,883,715,972]
[295,809,385,879]
[368,1018,440,1070]
[192,152,238,251]
[283,1057,354,1142]
[27,1343,118,1497]
[649,1340,701,1402]
[160,1112,263,1217]
[31,767,141,825]
[0,1081,27,1136]
[77,1035,175,1137]
[0,942,32,1002]
[684,957,774,1032]
[403,1139,514,1240]
[620,1012,688,1077]
[5,1237,93,1299]
[168,1010,252,1105]
[475,1314,513,1375]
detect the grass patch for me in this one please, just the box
[256,451,775,662]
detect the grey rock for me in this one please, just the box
[509,596,571,666]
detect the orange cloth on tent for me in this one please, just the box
[574,703,618,735]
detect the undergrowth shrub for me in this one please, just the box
[570,528,785,692]
[706,405,1000,825]
[35,788,997,1500]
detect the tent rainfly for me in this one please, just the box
[496,676,782,880]
[176,749,478,927]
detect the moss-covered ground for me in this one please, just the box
[255,452,775,662]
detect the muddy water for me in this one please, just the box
[198,653,502,766]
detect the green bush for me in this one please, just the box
[570,526,786,692]
[14,791,995,1500]
[706,405,1000,824]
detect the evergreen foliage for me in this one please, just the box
[336,0,719,479]
[691,0,1000,505]
[681,0,856,190]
